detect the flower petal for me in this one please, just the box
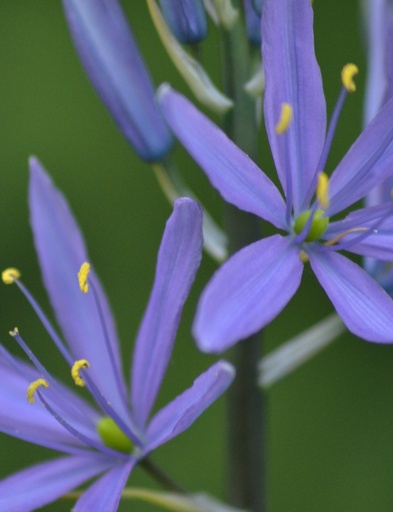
[262,0,326,213]
[309,249,393,342]
[327,97,393,216]
[73,460,135,512]
[0,455,112,511]
[193,235,304,353]
[131,198,203,427]
[159,86,286,229]
[146,361,235,451]
[62,0,172,161]
[0,345,99,454]
[29,158,130,424]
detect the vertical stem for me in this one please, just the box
[220,6,266,512]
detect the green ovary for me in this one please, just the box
[293,209,329,242]
[97,417,133,454]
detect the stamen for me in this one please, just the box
[341,63,359,93]
[27,378,49,404]
[71,359,90,387]
[324,227,368,247]
[2,267,21,284]
[316,172,330,209]
[275,103,293,134]
[78,262,90,294]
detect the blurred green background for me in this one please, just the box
[2,1,393,511]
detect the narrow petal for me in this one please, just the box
[159,86,286,229]
[262,0,326,213]
[146,361,235,451]
[132,199,203,427]
[309,249,393,343]
[327,97,393,216]
[0,455,112,512]
[62,0,172,161]
[0,346,99,453]
[29,158,130,424]
[193,235,304,353]
[73,460,135,512]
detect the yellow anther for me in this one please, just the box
[275,103,293,134]
[316,172,330,209]
[78,262,90,294]
[2,268,21,285]
[9,327,19,337]
[300,250,309,263]
[341,63,359,93]
[71,359,90,387]
[27,378,49,404]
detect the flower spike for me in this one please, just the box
[27,379,49,404]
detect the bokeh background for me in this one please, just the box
[2,2,393,511]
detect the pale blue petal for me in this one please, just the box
[73,460,135,512]
[0,455,112,512]
[29,158,130,424]
[0,345,99,454]
[327,97,393,216]
[146,361,235,451]
[309,249,393,343]
[62,0,172,161]
[132,199,203,427]
[193,235,304,353]
[262,0,326,213]
[159,86,286,229]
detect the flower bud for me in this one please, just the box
[159,0,207,44]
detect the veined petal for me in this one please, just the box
[73,460,135,512]
[131,199,203,427]
[62,0,172,161]
[146,361,234,451]
[29,158,130,424]
[309,249,393,343]
[262,0,326,213]
[159,86,286,229]
[0,455,112,512]
[193,235,304,353]
[0,346,99,454]
[327,97,393,216]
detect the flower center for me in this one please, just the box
[293,209,329,242]
[97,416,133,454]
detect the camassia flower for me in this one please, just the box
[159,0,393,352]
[0,158,234,511]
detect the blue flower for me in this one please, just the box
[159,0,393,352]
[0,158,234,511]
[62,0,173,162]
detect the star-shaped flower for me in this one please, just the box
[159,0,393,352]
[0,159,234,511]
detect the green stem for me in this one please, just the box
[220,6,266,511]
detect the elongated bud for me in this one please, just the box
[243,0,261,46]
[159,0,207,44]
[62,0,173,162]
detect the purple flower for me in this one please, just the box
[159,0,393,352]
[159,0,208,44]
[0,158,234,511]
[62,0,173,162]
